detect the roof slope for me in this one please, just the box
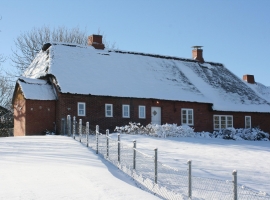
[245,82,270,102]
[23,43,270,112]
[18,77,57,100]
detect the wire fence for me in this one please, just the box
[63,115,270,200]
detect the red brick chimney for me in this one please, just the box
[192,46,204,63]
[243,74,255,84]
[88,34,105,50]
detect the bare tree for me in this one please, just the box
[96,28,117,50]
[12,26,117,75]
[0,70,12,109]
[11,26,89,74]
[0,58,13,137]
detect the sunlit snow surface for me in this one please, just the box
[110,133,270,195]
[0,136,160,200]
[23,44,270,112]
[0,135,269,199]
[17,77,57,100]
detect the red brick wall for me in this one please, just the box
[25,100,56,135]
[210,110,270,132]
[55,93,270,133]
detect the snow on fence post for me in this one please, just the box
[118,134,120,163]
[86,122,89,147]
[61,118,65,135]
[106,129,109,158]
[187,160,192,198]
[154,148,158,184]
[232,170,238,200]
[79,119,82,142]
[96,125,99,154]
[67,115,71,136]
[73,116,76,139]
[133,140,136,170]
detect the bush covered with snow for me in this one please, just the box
[115,123,269,141]
[115,122,195,138]
[211,128,269,141]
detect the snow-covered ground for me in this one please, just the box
[109,133,270,194]
[0,136,160,200]
[1,135,269,199]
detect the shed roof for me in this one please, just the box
[17,77,57,100]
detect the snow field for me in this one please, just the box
[0,136,160,200]
[110,134,270,195]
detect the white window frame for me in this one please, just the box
[181,108,194,126]
[245,116,251,129]
[213,115,233,130]
[77,102,86,116]
[138,105,146,119]
[122,105,130,118]
[105,104,113,117]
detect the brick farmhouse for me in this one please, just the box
[12,35,270,136]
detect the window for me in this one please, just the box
[181,109,194,125]
[122,105,130,118]
[213,115,233,130]
[77,102,86,116]
[139,106,146,119]
[105,104,113,117]
[245,116,251,129]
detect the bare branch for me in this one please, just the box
[11,26,118,75]
[11,26,88,75]
[0,70,13,109]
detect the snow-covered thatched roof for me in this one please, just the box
[17,77,57,100]
[22,43,270,112]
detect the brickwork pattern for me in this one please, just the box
[55,93,270,134]
[25,100,56,135]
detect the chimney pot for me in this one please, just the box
[192,46,204,63]
[88,34,105,50]
[243,74,255,84]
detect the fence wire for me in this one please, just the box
[67,118,270,200]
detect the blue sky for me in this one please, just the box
[1,0,270,85]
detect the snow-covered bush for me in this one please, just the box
[115,123,195,138]
[115,123,269,141]
[211,127,269,141]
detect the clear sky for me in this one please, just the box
[1,0,270,85]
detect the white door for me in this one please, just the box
[151,107,161,125]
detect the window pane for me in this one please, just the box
[182,109,193,125]
[139,106,145,118]
[123,105,129,117]
[246,116,251,128]
[227,124,232,128]
[221,118,226,128]
[182,113,186,123]
[78,103,85,116]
